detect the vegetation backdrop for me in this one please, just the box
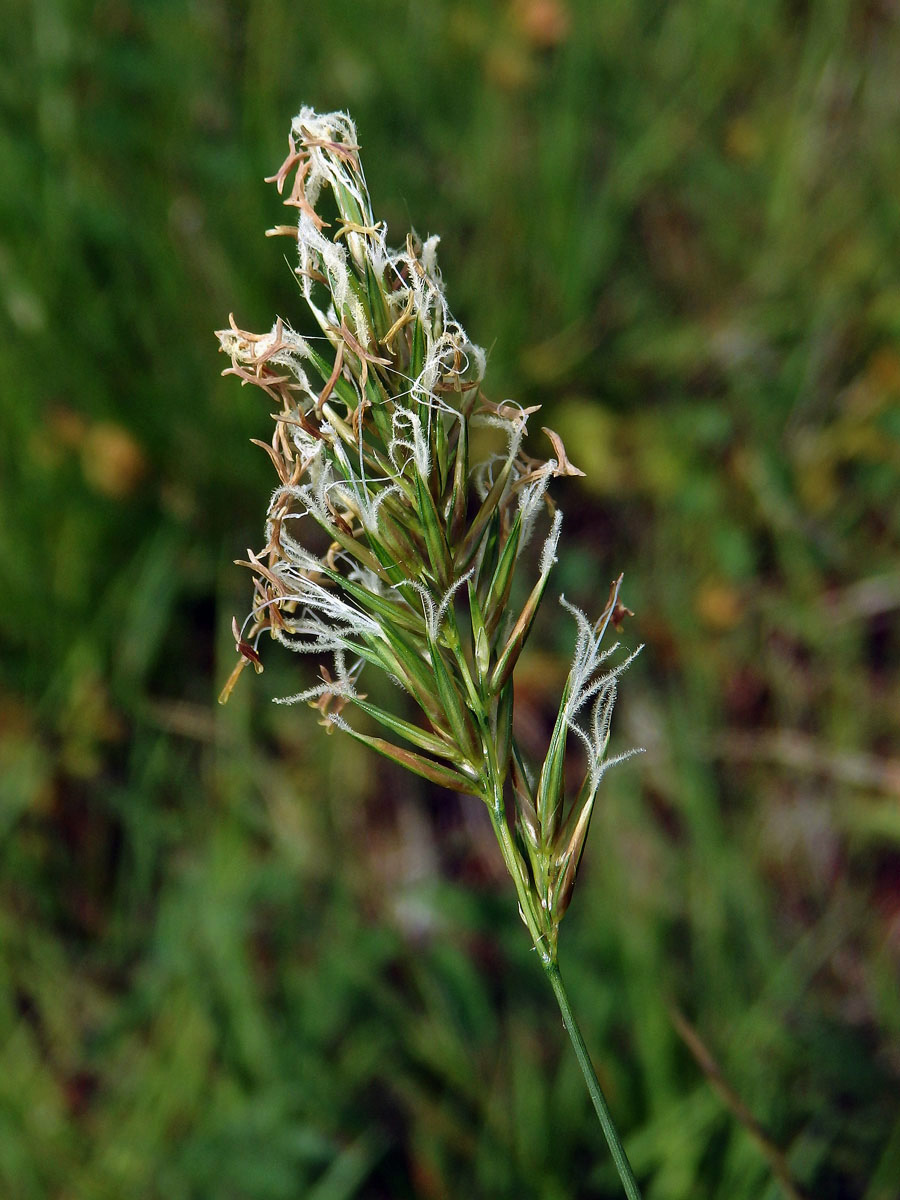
[2,1,899,1197]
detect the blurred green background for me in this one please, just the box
[3,0,900,1196]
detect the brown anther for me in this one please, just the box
[611,601,634,632]
[264,135,302,194]
[283,160,329,229]
[275,419,295,465]
[382,288,416,353]
[334,219,382,242]
[434,377,480,393]
[329,320,391,390]
[598,574,633,632]
[235,549,289,596]
[351,394,371,440]
[265,512,285,558]
[477,398,542,421]
[316,342,345,416]
[508,450,555,493]
[223,313,268,344]
[230,617,264,673]
[248,317,291,368]
[542,427,586,478]
[296,266,329,287]
[270,410,324,441]
[236,640,263,669]
[250,438,291,484]
[405,233,427,277]
[221,363,282,405]
[325,497,354,537]
[309,664,366,730]
[298,128,360,162]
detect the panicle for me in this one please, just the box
[217,107,639,952]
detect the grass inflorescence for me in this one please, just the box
[218,107,644,1195]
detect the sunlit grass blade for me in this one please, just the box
[481,511,522,640]
[489,569,553,694]
[337,725,481,796]
[351,696,464,761]
[425,631,479,762]
[454,458,513,575]
[535,687,570,848]
[445,414,469,544]
[363,255,391,342]
[415,469,452,588]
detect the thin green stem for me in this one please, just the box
[545,961,643,1200]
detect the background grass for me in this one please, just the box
[2,0,900,1196]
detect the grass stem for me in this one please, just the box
[544,961,644,1200]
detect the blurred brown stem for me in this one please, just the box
[670,1006,808,1200]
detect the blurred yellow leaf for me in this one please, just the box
[724,116,764,163]
[509,0,571,49]
[695,580,743,631]
[81,422,148,498]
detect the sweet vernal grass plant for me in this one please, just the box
[217,108,644,1199]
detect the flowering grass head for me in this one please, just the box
[217,107,640,961]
